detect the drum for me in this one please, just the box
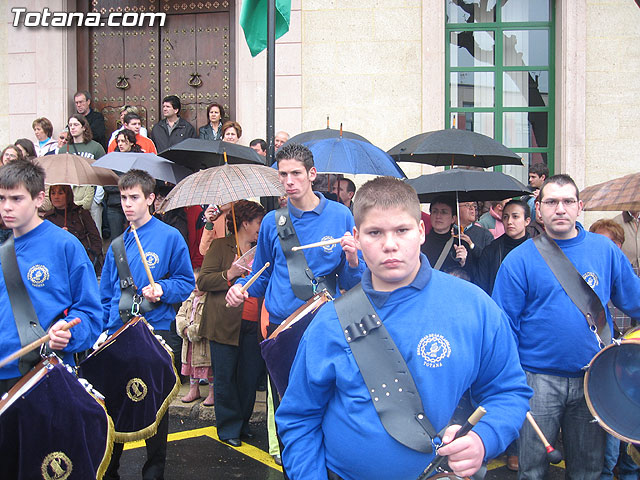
[0,357,115,480]
[260,290,331,398]
[79,317,180,443]
[584,326,640,444]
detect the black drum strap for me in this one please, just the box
[111,233,158,322]
[0,236,48,374]
[334,284,436,453]
[533,233,611,347]
[275,207,336,300]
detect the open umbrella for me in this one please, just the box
[286,125,371,145]
[93,152,191,184]
[580,172,640,211]
[304,137,405,177]
[388,129,522,168]
[158,139,265,171]
[158,163,285,213]
[35,153,120,186]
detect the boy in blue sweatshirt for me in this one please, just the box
[100,169,194,480]
[492,174,640,480]
[276,177,531,480]
[0,160,101,394]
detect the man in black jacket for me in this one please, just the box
[74,91,107,149]
[150,95,197,153]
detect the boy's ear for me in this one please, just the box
[353,225,360,249]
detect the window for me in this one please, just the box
[446,0,554,183]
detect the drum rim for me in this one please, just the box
[584,338,640,444]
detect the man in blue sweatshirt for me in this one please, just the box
[0,160,101,394]
[492,174,640,480]
[100,169,194,480]
[276,177,531,480]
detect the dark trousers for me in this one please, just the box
[210,320,263,440]
[104,412,169,480]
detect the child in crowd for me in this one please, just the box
[176,269,214,405]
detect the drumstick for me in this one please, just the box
[417,406,487,480]
[225,262,270,308]
[0,318,81,369]
[130,224,156,289]
[526,412,563,464]
[292,237,343,251]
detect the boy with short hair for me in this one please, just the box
[0,160,101,393]
[276,176,531,480]
[100,168,194,479]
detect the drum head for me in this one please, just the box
[585,340,640,443]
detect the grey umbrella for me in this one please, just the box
[388,129,522,168]
[93,152,191,184]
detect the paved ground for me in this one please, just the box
[116,382,567,479]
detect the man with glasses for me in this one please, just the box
[456,201,494,266]
[492,174,640,480]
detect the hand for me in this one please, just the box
[204,205,221,223]
[436,425,485,478]
[532,188,540,199]
[225,283,248,307]
[453,229,473,247]
[48,319,73,351]
[453,244,468,267]
[142,283,164,303]
[341,232,359,268]
[227,255,245,280]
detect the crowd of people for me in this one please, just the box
[0,91,638,480]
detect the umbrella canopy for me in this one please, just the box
[580,172,640,211]
[406,168,532,204]
[158,138,266,171]
[388,129,522,168]
[286,126,371,145]
[298,137,405,177]
[35,153,120,186]
[93,152,191,184]
[158,163,285,212]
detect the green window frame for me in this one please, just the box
[445,1,555,181]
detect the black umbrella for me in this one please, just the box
[388,129,522,168]
[406,168,532,246]
[158,138,265,171]
[286,124,370,145]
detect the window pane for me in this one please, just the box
[502,152,548,186]
[503,112,548,148]
[451,112,494,138]
[446,0,496,24]
[501,0,550,22]
[450,31,495,67]
[450,72,495,108]
[503,71,549,107]
[503,30,548,67]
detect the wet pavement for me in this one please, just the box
[116,382,567,479]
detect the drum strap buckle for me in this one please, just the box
[131,295,142,316]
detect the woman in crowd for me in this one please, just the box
[15,138,37,160]
[199,102,225,141]
[1,145,24,164]
[32,118,58,156]
[197,200,266,447]
[221,121,242,144]
[114,129,143,153]
[44,184,103,276]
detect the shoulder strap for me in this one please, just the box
[111,233,158,322]
[434,236,455,271]
[0,236,48,374]
[533,234,611,347]
[275,207,336,300]
[334,284,436,453]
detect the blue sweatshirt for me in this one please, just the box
[0,221,102,379]
[492,223,640,376]
[237,193,365,324]
[276,255,531,480]
[101,216,195,333]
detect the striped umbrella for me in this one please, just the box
[157,163,285,213]
[580,172,640,211]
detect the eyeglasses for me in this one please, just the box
[540,199,578,208]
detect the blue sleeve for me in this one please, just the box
[609,247,640,318]
[491,258,528,347]
[100,246,117,330]
[156,236,195,304]
[276,310,337,479]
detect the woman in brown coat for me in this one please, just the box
[197,200,265,447]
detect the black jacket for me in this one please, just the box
[475,233,528,295]
[85,108,107,149]
[198,123,223,141]
[421,230,474,278]
[151,117,197,153]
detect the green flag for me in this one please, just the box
[240,0,291,57]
